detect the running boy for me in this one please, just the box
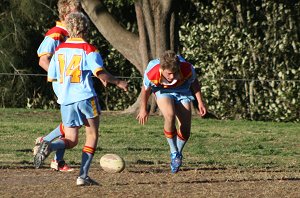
[136,50,206,173]
[34,12,128,186]
[34,0,82,172]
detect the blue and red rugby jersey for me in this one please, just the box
[37,21,69,96]
[48,38,104,105]
[37,21,68,57]
[143,56,196,93]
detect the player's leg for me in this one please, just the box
[33,126,78,169]
[34,103,79,169]
[43,123,65,142]
[167,100,192,173]
[77,97,100,186]
[50,103,83,171]
[156,96,178,154]
[50,126,79,150]
[156,95,184,173]
[48,103,82,171]
[33,123,65,155]
[175,101,192,154]
[50,127,80,172]
[77,116,99,186]
[33,124,73,171]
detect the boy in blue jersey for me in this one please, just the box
[136,50,207,173]
[34,0,82,172]
[34,12,128,186]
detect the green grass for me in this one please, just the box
[0,108,299,170]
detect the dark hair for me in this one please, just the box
[159,50,180,72]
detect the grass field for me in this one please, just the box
[0,108,299,170]
[1,108,300,197]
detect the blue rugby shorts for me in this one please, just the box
[154,90,195,104]
[61,96,101,127]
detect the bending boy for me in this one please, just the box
[136,50,206,173]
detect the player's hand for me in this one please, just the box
[136,109,149,125]
[197,102,207,117]
[117,80,128,92]
[100,79,108,87]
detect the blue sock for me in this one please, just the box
[54,149,65,162]
[166,136,178,154]
[164,129,178,153]
[176,138,186,154]
[50,138,66,151]
[43,124,63,142]
[79,146,95,179]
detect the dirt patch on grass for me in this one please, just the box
[1,165,300,198]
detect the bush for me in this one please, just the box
[180,1,300,121]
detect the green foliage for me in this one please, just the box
[0,0,57,107]
[0,0,299,121]
[0,0,139,109]
[100,49,141,110]
[180,1,300,121]
[87,22,141,110]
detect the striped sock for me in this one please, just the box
[43,123,65,142]
[79,146,95,179]
[164,129,178,153]
[176,130,190,154]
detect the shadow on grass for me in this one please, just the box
[16,149,32,153]
[0,160,82,169]
[135,176,300,186]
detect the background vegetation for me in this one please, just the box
[0,0,299,121]
[180,1,300,121]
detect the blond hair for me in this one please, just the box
[57,0,81,21]
[160,50,180,72]
[65,12,89,38]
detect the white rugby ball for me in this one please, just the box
[100,154,125,173]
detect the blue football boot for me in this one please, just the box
[170,152,182,173]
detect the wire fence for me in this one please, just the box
[0,72,299,82]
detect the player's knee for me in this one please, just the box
[63,138,78,149]
[163,114,175,125]
[70,139,78,148]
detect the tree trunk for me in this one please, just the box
[82,0,179,113]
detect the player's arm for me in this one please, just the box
[39,54,52,72]
[191,78,207,117]
[96,69,128,91]
[136,86,151,125]
[47,55,58,82]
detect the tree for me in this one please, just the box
[0,0,56,108]
[82,0,180,113]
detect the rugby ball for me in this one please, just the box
[100,154,125,173]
